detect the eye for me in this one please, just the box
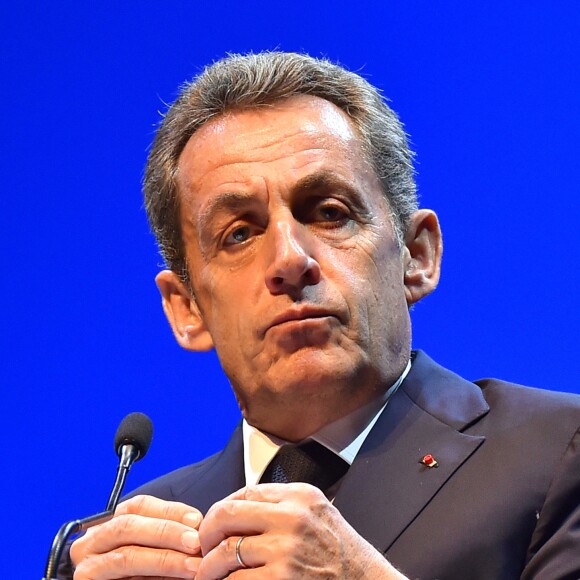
[318,204,346,222]
[311,200,350,226]
[223,224,258,246]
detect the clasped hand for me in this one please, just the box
[71,484,404,579]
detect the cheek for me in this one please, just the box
[335,236,403,299]
[334,240,406,333]
[199,270,259,354]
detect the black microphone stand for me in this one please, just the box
[106,443,139,511]
[42,443,139,580]
[42,509,114,580]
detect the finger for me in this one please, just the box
[225,570,263,580]
[81,577,200,580]
[226,482,324,504]
[72,495,203,564]
[112,577,193,580]
[116,494,202,528]
[199,500,278,555]
[116,577,197,580]
[73,546,201,580]
[199,484,332,555]
[196,535,268,580]
[71,513,202,564]
[200,493,327,556]
[113,577,198,580]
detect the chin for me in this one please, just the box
[268,347,361,392]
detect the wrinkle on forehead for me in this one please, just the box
[180,95,359,169]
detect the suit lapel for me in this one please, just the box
[175,423,246,514]
[334,351,489,553]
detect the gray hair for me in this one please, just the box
[144,51,418,283]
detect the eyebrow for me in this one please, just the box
[292,170,367,214]
[195,170,364,235]
[291,170,357,197]
[196,191,257,233]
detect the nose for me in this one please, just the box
[265,218,321,295]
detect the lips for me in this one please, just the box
[263,308,339,337]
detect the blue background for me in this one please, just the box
[1,2,579,577]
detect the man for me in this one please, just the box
[65,52,580,579]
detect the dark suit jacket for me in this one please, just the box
[60,352,580,579]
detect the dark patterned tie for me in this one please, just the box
[259,440,348,492]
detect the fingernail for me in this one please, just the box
[183,512,202,527]
[182,530,201,552]
[185,556,201,572]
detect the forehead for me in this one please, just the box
[176,95,369,192]
[207,94,357,139]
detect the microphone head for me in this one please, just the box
[114,412,153,461]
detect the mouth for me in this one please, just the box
[263,308,339,337]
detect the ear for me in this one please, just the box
[155,270,214,352]
[402,209,443,306]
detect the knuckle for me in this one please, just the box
[109,513,139,540]
[278,502,312,534]
[154,517,171,540]
[160,499,183,520]
[243,484,259,500]
[207,498,236,522]
[117,493,149,515]
[69,535,86,565]
[299,482,326,502]
[310,492,330,512]
[72,557,90,578]
[204,500,219,521]
[157,548,171,570]
[76,548,135,576]
[222,499,238,519]
[70,525,107,567]
[111,546,135,572]
[221,535,238,554]
[291,509,312,534]
[267,533,293,561]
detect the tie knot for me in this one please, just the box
[259,440,348,492]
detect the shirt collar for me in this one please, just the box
[242,359,411,485]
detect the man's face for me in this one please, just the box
[161,95,434,439]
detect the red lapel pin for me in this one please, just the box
[420,453,439,468]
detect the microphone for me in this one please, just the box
[107,412,154,511]
[42,412,154,580]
